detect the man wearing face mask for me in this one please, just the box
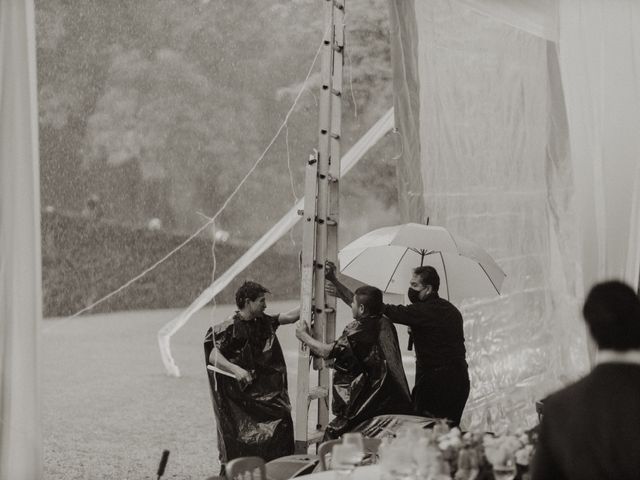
[325,262,469,427]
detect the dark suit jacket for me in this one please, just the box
[532,363,640,480]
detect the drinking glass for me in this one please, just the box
[341,433,365,465]
[384,440,416,479]
[492,464,517,480]
[331,444,360,479]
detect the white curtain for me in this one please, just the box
[394,0,591,429]
[454,0,558,41]
[558,0,640,293]
[391,0,640,428]
[0,0,43,478]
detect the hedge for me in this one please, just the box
[42,212,299,317]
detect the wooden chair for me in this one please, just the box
[225,456,267,480]
[265,454,319,479]
[317,437,382,471]
[362,437,382,454]
[318,439,341,471]
[536,400,545,422]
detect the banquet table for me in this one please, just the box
[297,465,380,479]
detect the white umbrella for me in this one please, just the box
[338,223,506,304]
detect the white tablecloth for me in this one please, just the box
[297,465,380,479]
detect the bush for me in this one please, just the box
[42,212,299,317]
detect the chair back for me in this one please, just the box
[226,456,266,480]
[536,400,545,422]
[317,437,382,471]
[362,437,382,456]
[265,454,319,479]
[317,439,341,471]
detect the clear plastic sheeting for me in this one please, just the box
[390,0,590,430]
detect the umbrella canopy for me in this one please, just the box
[338,224,506,304]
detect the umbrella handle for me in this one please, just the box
[407,328,413,351]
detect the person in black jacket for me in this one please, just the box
[326,262,469,426]
[531,280,640,480]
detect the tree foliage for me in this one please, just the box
[36,0,399,239]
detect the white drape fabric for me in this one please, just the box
[0,0,43,478]
[394,0,590,429]
[392,0,640,428]
[558,0,640,293]
[158,109,394,376]
[454,0,558,41]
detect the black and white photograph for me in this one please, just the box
[1,0,640,479]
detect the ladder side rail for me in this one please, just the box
[312,0,335,372]
[294,0,348,453]
[294,154,320,453]
[294,0,335,453]
[326,0,345,357]
[317,0,346,434]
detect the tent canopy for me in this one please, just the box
[456,0,558,41]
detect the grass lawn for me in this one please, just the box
[43,300,414,479]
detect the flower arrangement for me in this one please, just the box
[482,427,537,479]
[432,420,538,479]
[377,420,538,479]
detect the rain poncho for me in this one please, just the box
[324,316,413,440]
[204,312,294,464]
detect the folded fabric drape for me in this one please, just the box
[0,0,43,478]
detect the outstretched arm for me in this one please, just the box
[278,305,300,325]
[325,261,354,306]
[295,322,333,359]
[382,303,421,328]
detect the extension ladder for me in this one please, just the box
[295,0,346,454]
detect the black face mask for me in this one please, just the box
[407,287,423,304]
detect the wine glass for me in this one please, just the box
[341,433,365,465]
[385,441,417,479]
[331,444,361,479]
[492,464,517,480]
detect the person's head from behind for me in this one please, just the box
[352,285,383,320]
[583,280,640,351]
[408,266,440,303]
[235,281,270,319]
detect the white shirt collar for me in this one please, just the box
[596,349,640,366]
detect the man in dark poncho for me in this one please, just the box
[296,284,412,440]
[204,281,299,476]
[326,262,469,427]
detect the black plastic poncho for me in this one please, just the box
[204,312,294,464]
[324,316,413,439]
